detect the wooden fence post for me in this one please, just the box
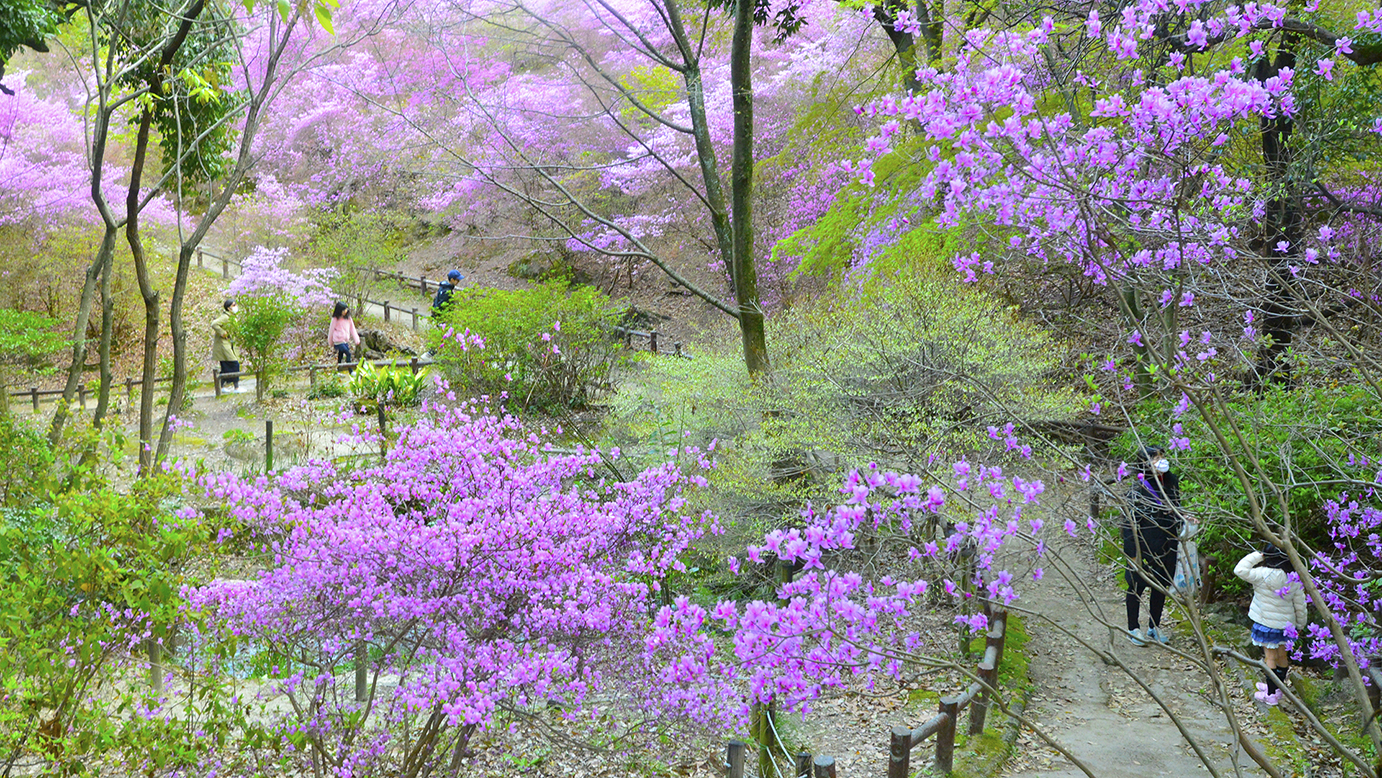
[421,277,428,295]
[649,330,659,353]
[222,258,229,279]
[196,249,203,269]
[309,366,317,387]
[674,342,683,357]
[77,383,86,409]
[126,378,134,405]
[265,420,274,471]
[149,639,163,696]
[355,639,368,703]
[30,387,38,412]
[937,696,959,774]
[727,740,747,778]
[384,301,391,323]
[812,755,837,778]
[410,357,419,375]
[212,370,221,398]
[411,307,419,331]
[794,753,813,778]
[889,725,912,778]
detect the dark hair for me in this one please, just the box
[223,298,236,312]
[1139,444,1165,462]
[332,302,350,319]
[1260,543,1292,571]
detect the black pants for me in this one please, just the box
[334,343,352,364]
[1124,526,1177,630]
[218,360,240,388]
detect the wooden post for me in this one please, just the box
[356,294,363,317]
[649,330,659,353]
[937,696,959,774]
[889,725,912,778]
[411,307,418,331]
[972,652,996,735]
[794,753,813,778]
[196,249,203,269]
[727,740,747,778]
[149,639,163,696]
[625,330,633,349]
[78,383,86,409]
[812,756,837,778]
[30,387,38,412]
[354,639,368,703]
[212,370,221,398]
[674,342,683,357]
[377,403,388,463]
[222,258,229,279]
[421,277,428,295]
[309,366,317,387]
[410,357,419,375]
[126,378,134,405]
[265,420,274,471]
[383,301,391,323]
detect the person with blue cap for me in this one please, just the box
[432,269,463,313]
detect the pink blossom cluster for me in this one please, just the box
[185,395,727,772]
[226,245,338,308]
[1301,491,1382,669]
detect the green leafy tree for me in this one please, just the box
[229,293,301,402]
[0,0,66,91]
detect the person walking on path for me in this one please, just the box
[1124,445,1184,646]
[432,269,463,313]
[212,298,241,393]
[329,302,360,367]
[1235,544,1308,705]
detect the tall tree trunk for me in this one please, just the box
[1253,39,1301,387]
[156,245,195,461]
[49,227,116,444]
[126,109,161,474]
[730,0,768,376]
[92,245,116,427]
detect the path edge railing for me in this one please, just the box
[889,604,1010,778]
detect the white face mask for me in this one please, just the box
[1153,459,1171,473]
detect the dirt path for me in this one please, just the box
[1003,532,1268,778]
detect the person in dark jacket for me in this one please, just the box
[432,269,463,313]
[1124,444,1184,646]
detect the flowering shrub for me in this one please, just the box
[226,246,336,309]
[187,395,724,776]
[429,282,626,412]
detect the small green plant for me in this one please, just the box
[348,362,429,415]
[306,374,347,400]
[222,428,254,446]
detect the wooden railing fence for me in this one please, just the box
[889,605,1009,778]
[725,740,835,778]
[210,356,434,398]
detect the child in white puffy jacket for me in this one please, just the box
[1234,544,1308,706]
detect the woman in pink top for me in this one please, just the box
[329,302,361,365]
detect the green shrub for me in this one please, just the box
[228,293,302,401]
[609,273,1079,521]
[223,428,255,446]
[1116,383,1382,601]
[348,361,429,415]
[429,281,626,412]
[306,373,348,400]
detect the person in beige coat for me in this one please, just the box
[1235,544,1309,705]
[212,299,241,392]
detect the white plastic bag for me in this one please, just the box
[1174,539,1201,598]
